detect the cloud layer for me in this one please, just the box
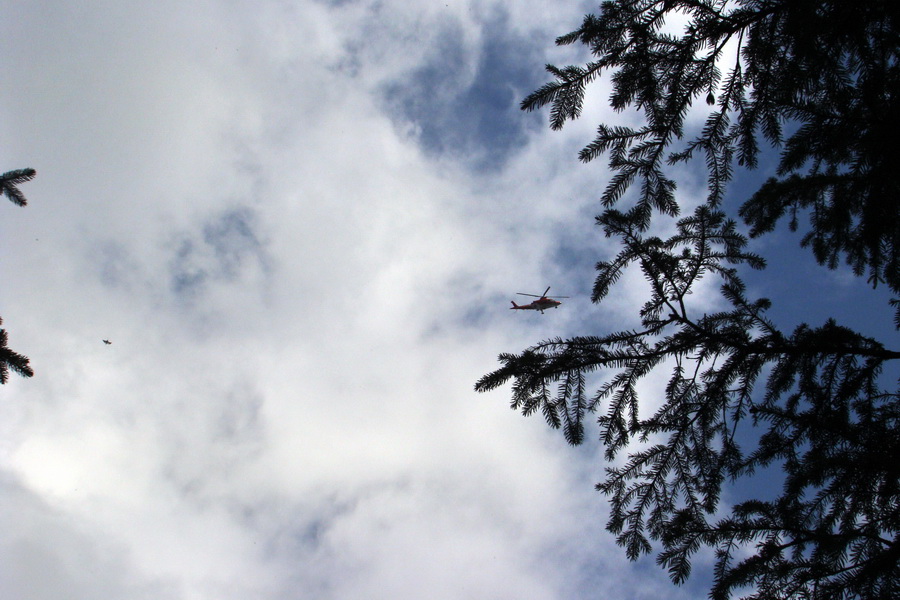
[1,2,714,599]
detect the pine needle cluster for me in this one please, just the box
[1,168,35,383]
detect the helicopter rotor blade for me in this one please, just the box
[516,293,542,297]
[543,286,551,297]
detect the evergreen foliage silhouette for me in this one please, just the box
[0,318,33,383]
[477,1,899,597]
[1,168,36,207]
[1,168,35,382]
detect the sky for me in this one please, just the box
[1,2,895,599]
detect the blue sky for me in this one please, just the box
[1,1,893,599]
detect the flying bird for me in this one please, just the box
[103,340,112,345]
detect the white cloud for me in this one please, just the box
[0,1,706,599]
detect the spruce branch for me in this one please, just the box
[0,168,36,206]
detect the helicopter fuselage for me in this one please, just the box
[510,298,561,313]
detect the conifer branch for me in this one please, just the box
[481,1,900,595]
[0,168,36,207]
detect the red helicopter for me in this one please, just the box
[510,286,569,313]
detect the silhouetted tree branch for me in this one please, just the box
[1,168,35,382]
[479,1,900,597]
[1,168,36,207]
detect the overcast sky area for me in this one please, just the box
[1,2,896,599]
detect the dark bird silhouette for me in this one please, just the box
[103,340,111,345]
